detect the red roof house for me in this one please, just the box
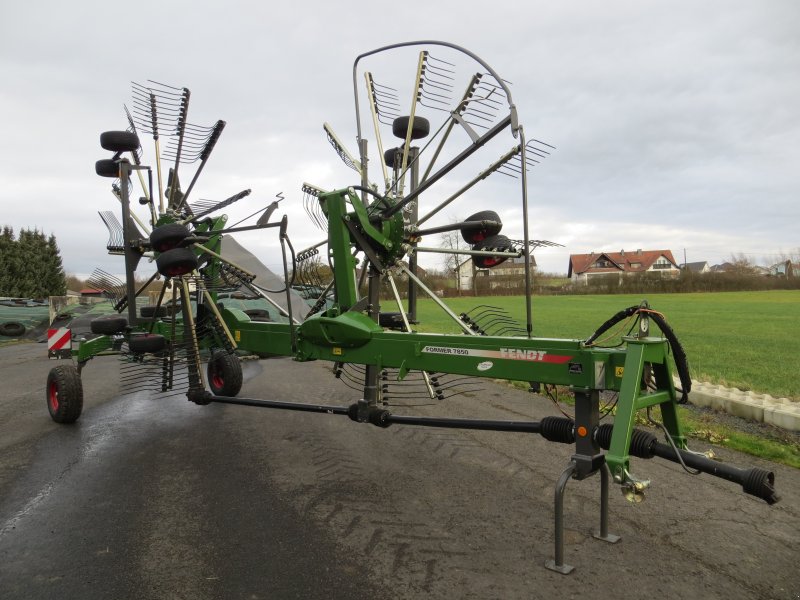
[568,249,680,284]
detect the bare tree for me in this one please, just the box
[727,253,759,276]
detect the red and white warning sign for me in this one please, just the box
[48,327,72,359]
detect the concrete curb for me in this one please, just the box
[678,378,800,432]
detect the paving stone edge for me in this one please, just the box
[676,377,800,432]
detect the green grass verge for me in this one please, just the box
[411,290,800,400]
[677,406,800,469]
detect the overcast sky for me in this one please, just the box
[1,0,798,279]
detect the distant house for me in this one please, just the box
[456,252,537,291]
[680,261,710,274]
[769,260,798,277]
[709,262,733,273]
[456,257,474,291]
[568,249,680,284]
[80,288,104,297]
[490,253,537,277]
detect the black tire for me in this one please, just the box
[150,223,191,252]
[461,210,503,244]
[47,364,83,424]
[473,234,515,269]
[156,247,198,277]
[207,350,243,397]
[140,305,167,318]
[0,321,26,337]
[128,333,166,354]
[384,147,400,168]
[90,315,128,335]
[100,130,140,153]
[244,309,272,322]
[95,158,119,178]
[392,116,430,140]
[379,312,405,330]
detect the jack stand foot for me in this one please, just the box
[592,531,621,544]
[593,462,620,544]
[546,460,577,575]
[544,559,574,575]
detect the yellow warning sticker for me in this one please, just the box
[332,347,343,356]
[235,330,241,342]
[615,366,624,378]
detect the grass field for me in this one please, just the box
[412,290,800,400]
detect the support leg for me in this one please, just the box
[593,462,621,543]
[544,461,576,575]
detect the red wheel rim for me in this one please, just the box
[210,365,224,390]
[48,381,59,412]
[211,373,225,390]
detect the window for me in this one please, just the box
[652,257,672,270]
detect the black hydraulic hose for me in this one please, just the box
[348,185,392,210]
[647,311,692,403]
[584,305,639,346]
[586,305,692,403]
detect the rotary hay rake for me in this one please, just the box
[45,40,778,574]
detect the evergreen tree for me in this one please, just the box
[46,234,67,296]
[0,227,15,295]
[0,226,67,297]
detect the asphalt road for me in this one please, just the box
[1,343,798,599]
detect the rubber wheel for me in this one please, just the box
[95,159,119,178]
[150,223,191,252]
[47,364,84,424]
[128,333,166,354]
[384,147,400,168]
[461,210,502,244]
[140,305,167,318]
[0,321,26,337]
[244,309,272,322]
[392,116,430,140]
[90,315,128,335]
[379,312,405,330]
[207,350,243,397]
[473,234,514,268]
[100,130,140,153]
[156,247,198,277]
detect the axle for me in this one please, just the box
[206,391,778,505]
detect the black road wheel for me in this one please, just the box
[156,247,198,277]
[473,234,515,269]
[0,321,26,337]
[207,350,243,397]
[461,210,502,244]
[90,315,128,335]
[244,309,272,322]
[150,223,191,252]
[95,158,119,178]
[379,312,406,330]
[140,305,167,318]
[392,115,430,140]
[384,147,400,168]
[128,333,166,354]
[100,130,140,153]
[47,364,84,424]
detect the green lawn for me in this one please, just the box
[410,290,800,400]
